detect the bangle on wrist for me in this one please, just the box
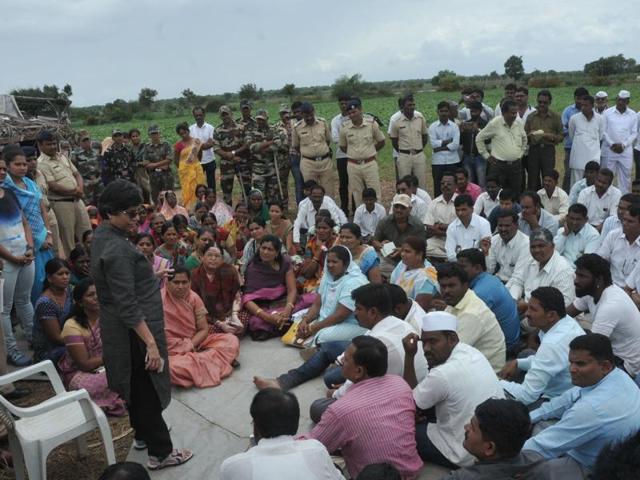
[255,308,263,317]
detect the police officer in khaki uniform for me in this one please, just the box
[291,102,335,198]
[339,98,386,207]
[389,94,429,190]
[37,131,91,258]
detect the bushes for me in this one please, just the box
[528,76,564,88]
[438,76,461,92]
[587,76,614,86]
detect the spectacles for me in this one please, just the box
[120,209,140,219]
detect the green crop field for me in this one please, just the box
[80,84,640,203]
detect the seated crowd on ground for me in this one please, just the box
[1,86,640,478]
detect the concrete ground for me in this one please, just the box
[126,336,451,479]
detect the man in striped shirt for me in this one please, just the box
[300,336,423,479]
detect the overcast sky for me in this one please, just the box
[3,0,638,106]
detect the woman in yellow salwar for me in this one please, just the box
[174,122,205,210]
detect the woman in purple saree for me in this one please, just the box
[241,234,315,340]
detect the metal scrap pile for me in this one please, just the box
[0,94,75,145]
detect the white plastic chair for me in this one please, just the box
[0,360,116,480]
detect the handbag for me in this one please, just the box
[281,309,311,348]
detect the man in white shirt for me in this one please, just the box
[554,203,600,267]
[429,102,461,197]
[255,284,428,399]
[220,389,344,480]
[568,95,605,186]
[387,283,427,334]
[327,284,429,401]
[293,183,347,248]
[445,195,491,262]
[403,311,505,468]
[487,209,532,283]
[433,263,506,372]
[189,106,216,190]
[389,94,429,190]
[353,187,386,242]
[474,175,501,218]
[406,174,432,206]
[388,96,404,179]
[594,90,609,114]
[537,170,569,223]
[635,109,640,186]
[568,254,640,380]
[499,287,584,407]
[393,176,429,222]
[424,172,458,261]
[518,191,559,236]
[514,87,536,124]
[601,90,638,194]
[508,228,576,311]
[330,95,351,216]
[597,204,640,287]
[493,83,517,117]
[578,167,622,232]
[459,87,494,122]
[600,193,640,242]
[568,161,600,206]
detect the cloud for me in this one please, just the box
[1,0,638,105]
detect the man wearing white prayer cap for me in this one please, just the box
[402,311,505,469]
[594,91,609,114]
[601,89,637,194]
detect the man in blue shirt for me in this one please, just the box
[498,287,584,407]
[456,248,520,354]
[523,334,640,478]
[561,87,589,191]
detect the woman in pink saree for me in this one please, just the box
[162,267,239,388]
[58,279,127,416]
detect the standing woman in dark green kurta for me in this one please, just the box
[91,180,193,471]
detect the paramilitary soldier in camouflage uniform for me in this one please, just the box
[101,129,136,185]
[130,128,151,203]
[71,133,103,205]
[142,124,173,205]
[246,109,289,206]
[237,99,257,130]
[213,106,250,205]
[273,104,293,209]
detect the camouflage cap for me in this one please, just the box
[112,128,123,136]
[147,124,161,134]
[255,109,268,120]
[278,104,291,113]
[80,134,90,141]
[240,99,252,109]
[219,105,232,115]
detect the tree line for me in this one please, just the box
[8,53,637,125]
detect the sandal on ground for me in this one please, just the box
[147,448,193,470]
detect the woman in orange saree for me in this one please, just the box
[174,122,205,210]
[161,266,239,388]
